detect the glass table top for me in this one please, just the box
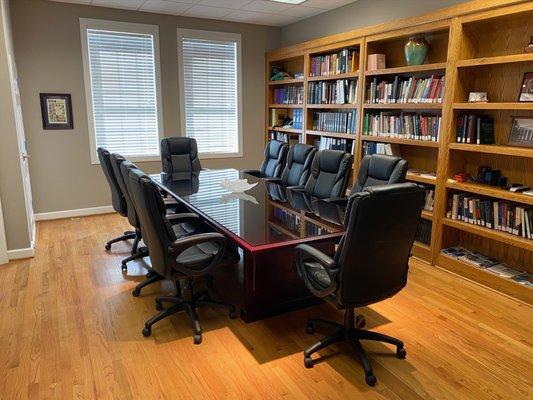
[151,169,346,251]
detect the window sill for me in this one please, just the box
[199,152,243,160]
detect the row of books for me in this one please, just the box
[309,48,359,77]
[272,86,303,104]
[312,111,357,134]
[313,138,353,153]
[272,209,300,233]
[268,131,302,145]
[447,192,533,239]
[366,75,444,104]
[362,112,441,142]
[441,246,532,286]
[292,109,303,130]
[308,79,358,105]
[415,219,432,245]
[362,142,400,156]
[456,115,495,144]
[306,221,331,236]
[270,109,303,130]
[423,186,435,211]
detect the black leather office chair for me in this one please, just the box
[245,140,288,179]
[294,183,425,386]
[128,168,239,343]
[160,137,201,174]
[352,154,408,193]
[303,149,353,199]
[97,147,136,249]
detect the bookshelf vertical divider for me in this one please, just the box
[266,1,533,304]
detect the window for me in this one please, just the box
[80,19,163,163]
[178,29,242,158]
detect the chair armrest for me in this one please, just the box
[286,185,305,192]
[167,213,200,225]
[263,177,282,183]
[168,232,226,277]
[294,244,338,298]
[322,197,348,205]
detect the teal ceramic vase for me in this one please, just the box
[404,36,428,66]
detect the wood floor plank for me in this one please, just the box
[0,213,531,399]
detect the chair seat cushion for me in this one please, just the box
[177,242,219,270]
[304,261,331,289]
[172,222,197,238]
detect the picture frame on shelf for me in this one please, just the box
[518,72,533,102]
[508,117,533,148]
[39,93,73,130]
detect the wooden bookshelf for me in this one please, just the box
[268,78,304,86]
[268,126,303,135]
[268,104,303,109]
[266,1,533,303]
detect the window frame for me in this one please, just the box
[177,28,243,159]
[80,18,164,164]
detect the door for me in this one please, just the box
[7,53,35,246]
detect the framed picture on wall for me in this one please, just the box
[518,72,533,102]
[508,117,533,148]
[39,93,73,129]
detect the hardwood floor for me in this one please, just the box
[0,213,531,399]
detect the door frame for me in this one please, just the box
[0,195,8,265]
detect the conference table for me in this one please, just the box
[152,169,346,322]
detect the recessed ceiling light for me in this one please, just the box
[268,0,307,4]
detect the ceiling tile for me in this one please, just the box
[140,0,193,14]
[253,13,299,26]
[225,10,268,23]
[242,0,293,14]
[182,4,233,18]
[197,0,253,9]
[301,0,357,10]
[284,5,324,18]
[91,0,145,10]
[49,0,91,4]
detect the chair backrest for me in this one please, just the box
[334,183,424,307]
[281,143,316,186]
[110,155,140,229]
[97,147,127,216]
[160,137,201,174]
[352,154,408,193]
[304,149,353,199]
[128,168,178,277]
[260,140,288,178]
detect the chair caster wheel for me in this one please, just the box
[142,326,151,337]
[132,288,141,297]
[397,347,407,359]
[305,323,314,334]
[155,301,163,311]
[356,315,366,329]
[365,374,377,386]
[304,356,314,368]
[121,263,128,272]
[229,309,238,319]
[193,334,202,345]
[105,243,111,251]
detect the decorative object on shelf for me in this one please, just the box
[474,166,506,186]
[508,184,530,193]
[404,36,428,66]
[39,93,73,130]
[508,117,533,148]
[220,178,257,193]
[468,92,488,103]
[367,53,385,71]
[452,172,473,183]
[525,36,533,53]
[270,71,292,81]
[518,72,533,102]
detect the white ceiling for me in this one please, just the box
[50,0,359,26]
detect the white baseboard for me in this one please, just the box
[7,246,35,260]
[35,205,115,221]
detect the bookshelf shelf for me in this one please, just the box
[442,218,533,252]
[307,103,357,109]
[448,143,533,158]
[406,171,437,185]
[365,62,447,76]
[267,126,303,134]
[437,253,533,304]
[446,180,533,206]
[268,104,303,109]
[306,130,356,140]
[361,135,439,148]
[457,53,533,68]
[363,103,442,110]
[268,221,300,239]
[452,102,533,110]
[268,78,304,86]
[266,2,533,303]
[307,71,359,82]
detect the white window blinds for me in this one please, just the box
[81,20,162,162]
[179,30,242,157]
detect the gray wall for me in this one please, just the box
[10,0,280,214]
[0,0,31,250]
[281,0,469,46]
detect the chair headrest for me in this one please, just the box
[292,143,314,164]
[319,149,349,173]
[162,137,196,156]
[367,154,403,181]
[268,140,285,159]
